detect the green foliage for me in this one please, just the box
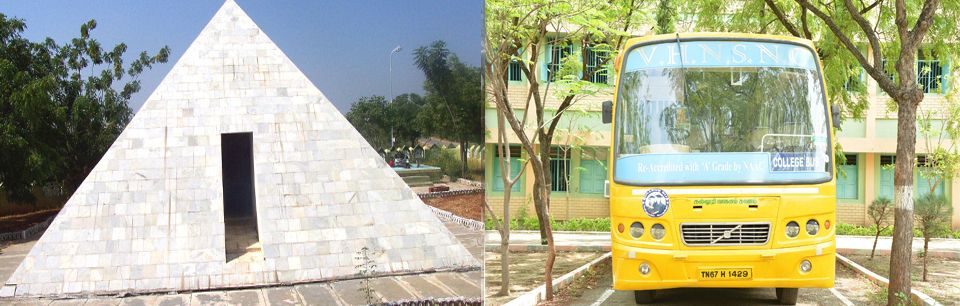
[346,95,391,150]
[837,223,893,236]
[413,41,483,172]
[868,197,894,228]
[655,0,675,34]
[914,194,954,241]
[345,94,426,151]
[353,246,381,305]
[422,147,463,180]
[0,14,169,204]
[485,206,611,232]
[834,222,960,239]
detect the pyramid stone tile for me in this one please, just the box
[3,0,477,297]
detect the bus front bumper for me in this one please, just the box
[612,241,835,290]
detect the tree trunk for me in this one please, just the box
[922,237,929,282]
[499,176,512,296]
[460,139,468,179]
[888,96,920,306]
[544,213,557,301]
[528,145,556,300]
[531,171,556,300]
[871,230,880,260]
[534,144,553,245]
[533,179,549,245]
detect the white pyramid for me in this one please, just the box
[1,0,478,297]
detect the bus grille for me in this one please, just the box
[680,223,770,246]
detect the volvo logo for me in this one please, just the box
[642,188,670,218]
[711,224,743,244]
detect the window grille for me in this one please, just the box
[586,45,608,84]
[547,43,573,82]
[549,147,570,192]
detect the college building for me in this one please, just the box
[484,35,960,229]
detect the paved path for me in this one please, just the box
[485,230,960,254]
[0,220,482,305]
[0,239,38,284]
[567,263,876,306]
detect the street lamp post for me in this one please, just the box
[389,45,402,103]
[389,45,401,147]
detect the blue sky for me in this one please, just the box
[0,1,482,113]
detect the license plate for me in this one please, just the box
[698,268,752,280]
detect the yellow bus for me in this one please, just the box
[601,33,838,305]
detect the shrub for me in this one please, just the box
[867,197,893,259]
[914,193,953,281]
[422,147,462,180]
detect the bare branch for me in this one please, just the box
[795,0,897,94]
[909,0,940,45]
[894,0,908,39]
[765,0,804,37]
[859,0,882,14]
[801,7,813,39]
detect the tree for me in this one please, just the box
[914,89,960,281]
[867,197,893,260]
[483,103,529,296]
[413,41,483,177]
[0,15,169,204]
[914,193,952,282]
[387,93,426,147]
[484,0,648,300]
[346,95,391,150]
[681,0,959,301]
[655,0,675,34]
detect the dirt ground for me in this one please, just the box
[484,251,603,306]
[847,254,960,304]
[421,192,482,221]
[541,258,611,305]
[0,209,59,233]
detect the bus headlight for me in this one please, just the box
[806,219,819,235]
[800,259,812,273]
[630,222,644,238]
[650,223,666,240]
[785,221,800,238]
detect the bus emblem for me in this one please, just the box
[642,188,670,218]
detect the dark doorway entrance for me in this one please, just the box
[221,132,261,262]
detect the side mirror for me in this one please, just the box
[602,100,613,124]
[831,103,841,129]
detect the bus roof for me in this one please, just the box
[623,32,815,50]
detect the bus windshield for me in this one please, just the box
[614,40,831,185]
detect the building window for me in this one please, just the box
[879,155,895,200]
[579,147,608,194]
[917,60,945,94]
[837,154,858,199]
[550,147,571,192]
[492,145,522,192]
[586,45,608,84]
[546,43,573,82]
[508,60,523,82]
[881,58,896,82]
[844,67,865,92]
[916,155,945,197]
